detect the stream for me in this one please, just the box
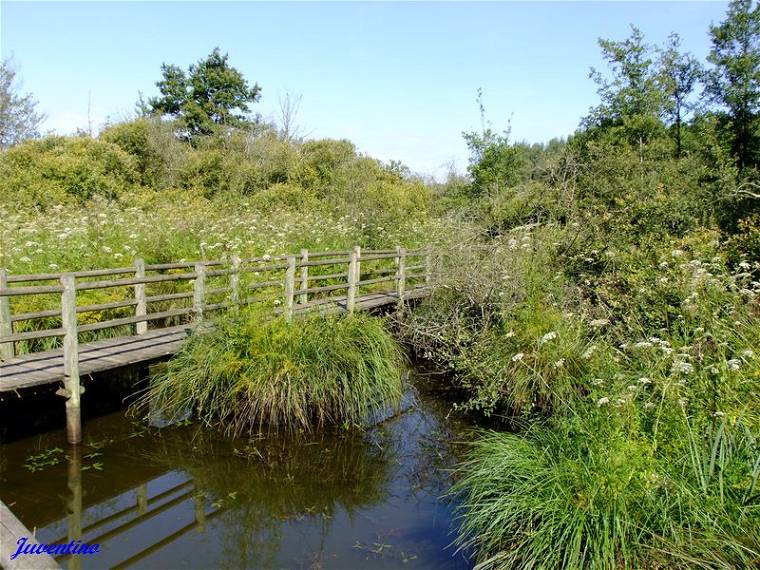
[0,374,473,569]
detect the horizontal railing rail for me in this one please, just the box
[0,245,431,358]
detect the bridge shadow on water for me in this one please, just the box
[0,376,473,569]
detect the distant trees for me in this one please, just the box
[148,48,261,139]
[706,0,760,170]
[658,34,702,157]
[0,59,44,149]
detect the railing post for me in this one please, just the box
[425,246,432,284]
[284,255,296,322]
[134,258,147,335]
[299,249,309,305]
[354,245,361,287]
[230,255,241,311]
[193,263,206,322]
[347,249,358,314]
[396,246,406,302]
[0,268,14,360]
[61,274,82,445]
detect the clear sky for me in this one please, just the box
[1,1,730,178]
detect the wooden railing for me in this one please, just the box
[0,245,431,361]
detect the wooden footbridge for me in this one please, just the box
[0,246,431,444]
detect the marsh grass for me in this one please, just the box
[139,309,405,434]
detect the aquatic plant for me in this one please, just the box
[141,310,405,433]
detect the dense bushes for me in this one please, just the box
[0,136,138,205]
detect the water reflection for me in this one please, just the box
[0,382,471,569]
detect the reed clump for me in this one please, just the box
[142,310,405,434]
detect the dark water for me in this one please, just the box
[0,378,473,569]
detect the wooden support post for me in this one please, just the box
[354,245,361,287]
[396,246,406,303]
[425,246,433,284]
[0,268,13,361]
[230,255,241,310]
[67,445,82,570]
[61,274,82,445]
[299,249,309,305]
[134,258,147,335]
[193,263,206,322]
[136,483,148,515]
[284,255,296,322]
[195,493,206,532]
[347,249,358,314]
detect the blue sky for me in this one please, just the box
[2,1,729,178]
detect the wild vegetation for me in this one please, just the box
[2,1,760,568]
[140,311,405,434]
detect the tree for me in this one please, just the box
[586,26,662,132]
[462,89,525,196]
[657,34,702,157]
[0,59,44,149]
[705,0,760,169]
[149,48,261,139]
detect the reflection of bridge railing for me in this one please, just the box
[0,246,432,444]
[33,446,224,570]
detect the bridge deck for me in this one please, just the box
[0,287,427,393]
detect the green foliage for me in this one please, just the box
[149,48,261,138]
[0,58,44,149]
[706,0,760,170]
[0,135,138,206]
[141,311,405,433]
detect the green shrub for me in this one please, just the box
[0,136,138,205]
[141,311,405,433]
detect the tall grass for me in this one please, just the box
[140,310,405,434]
[453,417,760,570]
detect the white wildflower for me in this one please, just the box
[638,377,652,385]
[582,345,596,360]
[539,331,557,345]
[553,359,565,369]
[19,256,31,263]
[741,349,754,359]
[512,353,525,362]
[590,319,609,328]
[596,397,610,406]
[672,361,694,374]
[644,402,656,410]
[505,330,516,338]
[727,359,741,371]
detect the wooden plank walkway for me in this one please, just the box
[1,500,60,569]
[0,287,428,394]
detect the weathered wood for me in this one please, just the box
[347,250,358,314]
[425,247,432,283]
[284,256,296,322]
[354,245,362,285]
[230,255,241,309]
[146,291,193,304]
[299,249,309,305]
[295,283,349,296]
[193,263,206,322]
[0,268,14,360]
[0,328,66,344]
[60,275,81,445]
[396,246,406,303]
[0,326,190,392]
[1,500,61,569]
[134,259,147,335]
[76,307,193,333]
[76,273,195,292]
[0,284,64,296]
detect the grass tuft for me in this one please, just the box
[140,310,405,434]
